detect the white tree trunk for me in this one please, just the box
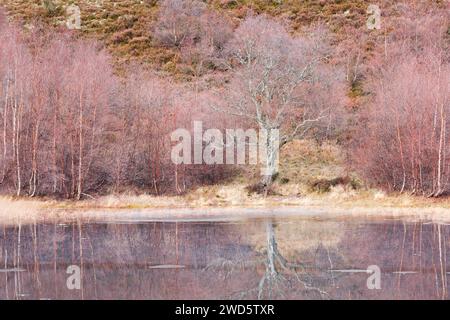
[260,126,280,189]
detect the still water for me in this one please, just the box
[0,216,448,299]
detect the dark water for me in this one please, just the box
[0,217,449,300]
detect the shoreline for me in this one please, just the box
[3,195,450,225]
[3,185,450,225]
[63,205,450,224]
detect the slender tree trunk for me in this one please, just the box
[259,126,280,194]
[395,115,407,193]
[114,120,127,191]
[70,136,75,198]
[12,92,22,197]
[29,120,40,197]
[85,100,98,182]
[1,79,9,183]
[77,89,84,200]
[16,98,22,197]
[436,103,445,196]
[435,58,445,197]
[52,92,59,193]
[12,96,16,193]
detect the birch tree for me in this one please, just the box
[216,15,343,188]
[353,7,450,195]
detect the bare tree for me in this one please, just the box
[180,10,233,77]
[215,15,344,188]
[153,0,206,48]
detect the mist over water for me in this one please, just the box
[0,217,448,300]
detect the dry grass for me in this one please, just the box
[233,139,346,188]
[0,196,56,225]
[6,183,450,211]
[3,186,450,226]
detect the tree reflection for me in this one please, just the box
[0,219,449,300]
[257,221,329,299]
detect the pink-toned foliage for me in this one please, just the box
[352,5,450,195]
[180,10,233,74]
[0,20,116,198]
[153,0,206,48]
[0,12,234,198]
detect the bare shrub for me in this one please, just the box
[352,6,450,196]
[153,0,206,48]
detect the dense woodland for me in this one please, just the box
[0,0,449,199]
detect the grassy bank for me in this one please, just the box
[3,185,450,226]
[37,184,450,211]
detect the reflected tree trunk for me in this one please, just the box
[257,221,328,299]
